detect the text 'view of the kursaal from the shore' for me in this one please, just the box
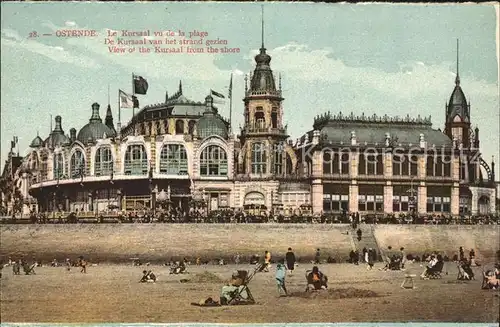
[0,2,499,326]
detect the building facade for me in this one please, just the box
[2,37,497,218]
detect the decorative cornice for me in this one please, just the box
[313,111,433,130]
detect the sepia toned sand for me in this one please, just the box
[1,262,499,323]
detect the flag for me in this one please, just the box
[133,75,148,95]
[13,136,18,144]
[119,89,134,108]
[228,74,233,99]
[211,89,225,98]
[133,96,139,109]
[11,141,15,149]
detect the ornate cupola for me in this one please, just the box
[444,39,471,147]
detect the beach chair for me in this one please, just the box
[23,263,36,275]
[226,265,261,305]
[427,261,444,279]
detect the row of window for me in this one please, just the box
[49,142,296,179]
[322,153,451,177]
[50,144,229,178]
[322,194,451,212]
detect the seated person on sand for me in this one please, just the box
[140,270,157,283]
[421,255,442,278]
[381,255,400,271]
[219,270,250,305]
[307,266,328,291]
[458,260,475,280]
[170,260,186,274]
[482,264,500,290]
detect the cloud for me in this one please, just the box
[266,42,497,103]
[65,21,77,27]
[0,29,101,69]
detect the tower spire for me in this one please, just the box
[261,5,265,49]
[455,38,460,86]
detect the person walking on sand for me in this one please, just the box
[275,261,288,296]
[264,251,271,272]
[285,248,296,275]
[78,256,87,274]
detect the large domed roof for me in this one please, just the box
[196,95,228,139]
[45,115,71,148]
[77,103,116,143]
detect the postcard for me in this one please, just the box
[0,1,499,326]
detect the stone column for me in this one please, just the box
[311,179,323,215]
[418,183,427,213]
[451,184,459,216]
[350,151,359,179]
[384,182,393,213]
[312,150,322,178]
[489,191,496,214]
[349,182,358,213]
[117,189,123,211]
[65,196,70,212]
[471,190,478,215]
[88,192,93,212]
[384,152,392,179]
[418,155,426,179]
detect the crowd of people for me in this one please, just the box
[2,209,497,225]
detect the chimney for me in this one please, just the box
[70,128,77,142]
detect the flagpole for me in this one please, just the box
[132,73,136,136]
[117,90,121,136]
[229,73,233,134]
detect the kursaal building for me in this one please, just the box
[2,35,497,218]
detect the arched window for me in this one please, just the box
[70,150,85,179]
[200,145,228,176]
[124,144,148,175]
[95,147,113,176]
[188,120,196,135]
[159,144,188,175]
[273,143,283,175]
[175,120,185,134]
[251,142,267,174]
[53,153,64,180]
[255,110,265,129]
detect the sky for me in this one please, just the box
[1,2,499,179]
